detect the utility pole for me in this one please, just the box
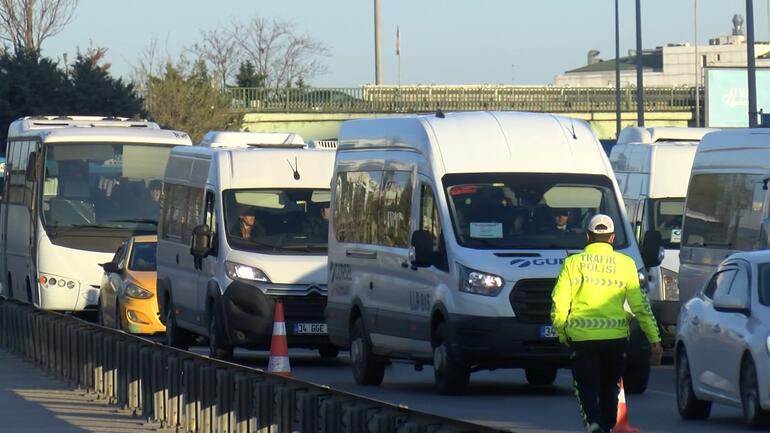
[694,0,700,127]
[615,0,621,137]
[635,0,645,126]
[747,0,758,127]
[374,0,382,85]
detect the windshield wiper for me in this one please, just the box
[105,219,158,226]
[237,239,308,253]
[51,223,122,231]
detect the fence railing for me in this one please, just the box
[225,85,700,114]
[0,299,506,433]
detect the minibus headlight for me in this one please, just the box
[661,267,679,301]
[225,261,270,283]
[458,264,504,296]
[125,284,153,299]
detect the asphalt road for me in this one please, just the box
[200,348,751,433]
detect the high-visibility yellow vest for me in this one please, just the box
[550,242,660,344]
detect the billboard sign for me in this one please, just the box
[705,68,770,127]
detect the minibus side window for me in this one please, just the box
[419,183,448,271]
[381,170,412,248]
[203,190,218,257]
[334,170,383,245]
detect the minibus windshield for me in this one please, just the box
[443,173,627,250]
[41,143,171,232]
[650,198,684,249]
[224,188,330,254]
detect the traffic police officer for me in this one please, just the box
[551,214,661,433]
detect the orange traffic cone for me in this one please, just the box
[614,379,640,433]
[267,300,291,376]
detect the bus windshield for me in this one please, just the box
[650,198,684,249]
[223,188,330,254]
[42,143,172,231]
[443,173,628,250]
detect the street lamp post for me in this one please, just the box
[694,0,700,127]
[747,0,758,127]
[615,0,621,137]
[374,0,382,85]
[635,0,645,126]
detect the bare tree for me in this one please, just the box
[0,0,79,52]
[234,16,329,87]
[187,27,240,89]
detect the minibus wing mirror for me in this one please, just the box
[410,230,434,268]
[190,224,212,258]
[641,229,664,268]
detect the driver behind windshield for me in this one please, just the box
[230,203,265,240]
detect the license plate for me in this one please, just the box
[293,323,327,335]
[540,325,558,338]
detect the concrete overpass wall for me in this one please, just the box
[242,111,693,141]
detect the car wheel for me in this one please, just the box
[623,362,651,394]
[432,322,470,394]
[350,317,385,386]
[741,357,770,428]
[525,368,557,386]
[208,303,234,361]
[165,305,191,351]
[318,345,340,359]
[676,348,711,420]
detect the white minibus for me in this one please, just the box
[610,127,715,350]
[0,116,191,312]
[680,128,770,302]
[157,131,338,359]
[327,111,662,393]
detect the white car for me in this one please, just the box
[676,251,770,428]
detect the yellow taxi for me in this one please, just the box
[98,235,164,334]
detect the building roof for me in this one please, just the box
[566,53,663,74]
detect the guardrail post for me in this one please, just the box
[198,364,215,433]
[182,358,199,433]
[214,368,232,433]
[232,374,256,433]
[166,353,183,429]
[150,350,167,426]
[127,341,141,414]
[254,380,273,433]
[140,345,154,421]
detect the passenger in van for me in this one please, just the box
[147,180,162,219]
[303,203,330,240]
[230,203,265,240]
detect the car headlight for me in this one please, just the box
[225,261,270,283]
[458,264,505,296]
[661,267,679,301]
[124,284,153,299]
[638,269,649,293]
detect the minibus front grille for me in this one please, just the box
[510,279,556,324]
[275,292,327,320]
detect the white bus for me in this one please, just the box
[0,116,192,312]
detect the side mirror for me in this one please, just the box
[190,224,212,258]
[100,261,121,274]
[25,152,37,182]
[410,230,434,268]
[640,230,663,268]
[713,294,749,315]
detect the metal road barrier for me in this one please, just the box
[0,299,507,433]
[223,85,699,114]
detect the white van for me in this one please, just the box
[679,128,770,303]
[327,111,662,394]
[157,131,338,359]
[610,127,716,350]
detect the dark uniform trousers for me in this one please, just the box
[570,337,627,433]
